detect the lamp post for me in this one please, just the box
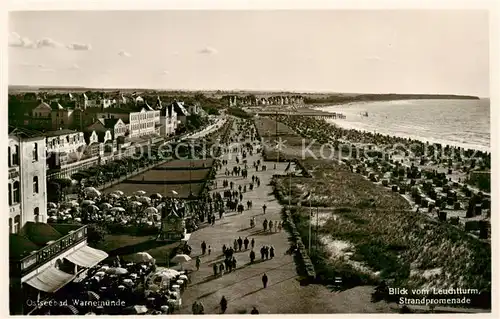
[308,194,312,253]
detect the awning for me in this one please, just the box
[65,245,109,268]
[25,266,74,293]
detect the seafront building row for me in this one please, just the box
[8,93,209,314]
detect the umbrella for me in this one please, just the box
[87,205,100,212]
[112,190,124,196]
[171,254,191,264]
[122,279,134,287]
[84,187,101,197]
[108,193,120,199]
[134,190,147,196]
[111,206,126,212]
[81,200,95,206]
[84,291,100,301]
[61,305,79,315]
[130,201,142,207]
[100,203,113,210]
[171,190,179,195]
[64,200,79,208]
[48,208,58,215]
[131,252,154,263]
[156,268,180,279]
[48,216,58,222]
[105,267,128,275]
[47,202,57,209]
[125,305,148,315]
[138,196,152,204]
[74,217,82,222]
[144,207,158,215]
[150,193,162,200]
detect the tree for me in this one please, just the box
[87,224,108,246]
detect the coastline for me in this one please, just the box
[312,100,490,153]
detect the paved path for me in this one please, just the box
[180,119,393,314]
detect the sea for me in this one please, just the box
[317,99,490,153]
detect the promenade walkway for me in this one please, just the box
[179,119,393,314]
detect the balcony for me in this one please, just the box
[11,224,88,277]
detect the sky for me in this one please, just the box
[8,10,490,96]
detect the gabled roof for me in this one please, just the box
[50,102,65,110]
[160,103,177,117]
[103,118,124,129]
[8,126,44,139]
[33,101,52,111]
[144,102,154,111]
[155,96,163,109]
[44,129,79,137]
[171,101,190,116]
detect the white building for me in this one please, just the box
[8,126,48,233]
[159,101,178,136]
[45,129,86,166]
[128,105,161,138]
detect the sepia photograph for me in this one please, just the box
[6,4,493,316]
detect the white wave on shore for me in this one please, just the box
[317,99,490,153]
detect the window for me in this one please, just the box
[8,147,11,167]
[33,143,38,161]
[14,215,20,233]
[13,181,20,204]
[8,184,12,206]
[13,145,19,166]
[9,218,12,233]
[34,207,40,222]
[33,176,39,194]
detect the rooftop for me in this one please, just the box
[8,126,45,139]
[10,222,82,260]
[44,129,79,137]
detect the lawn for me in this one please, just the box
[96,234,179,266]
[128,169,211,182]
[273,159,409,210]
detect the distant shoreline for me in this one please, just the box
[8,85,482,100]
[303,94,480,107]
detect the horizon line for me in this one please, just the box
[7,85,485,98]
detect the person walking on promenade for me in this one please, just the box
[263,219,268,232]
[196,256,201,271]
[262,204,267,214]
[251,238,255,249]
[213,263,218,276]
[244,237,249,250]
[262,273,268,288]
[208,245,212,255]
[219,263,225,276]
[270,246,275,259]
[201,241,207,255]
[269,220,273,233]
[237,237,243,251]
[233,239,238,251]
[260,246,265,260]
[249,250,256,263]
[220,296,228,314]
